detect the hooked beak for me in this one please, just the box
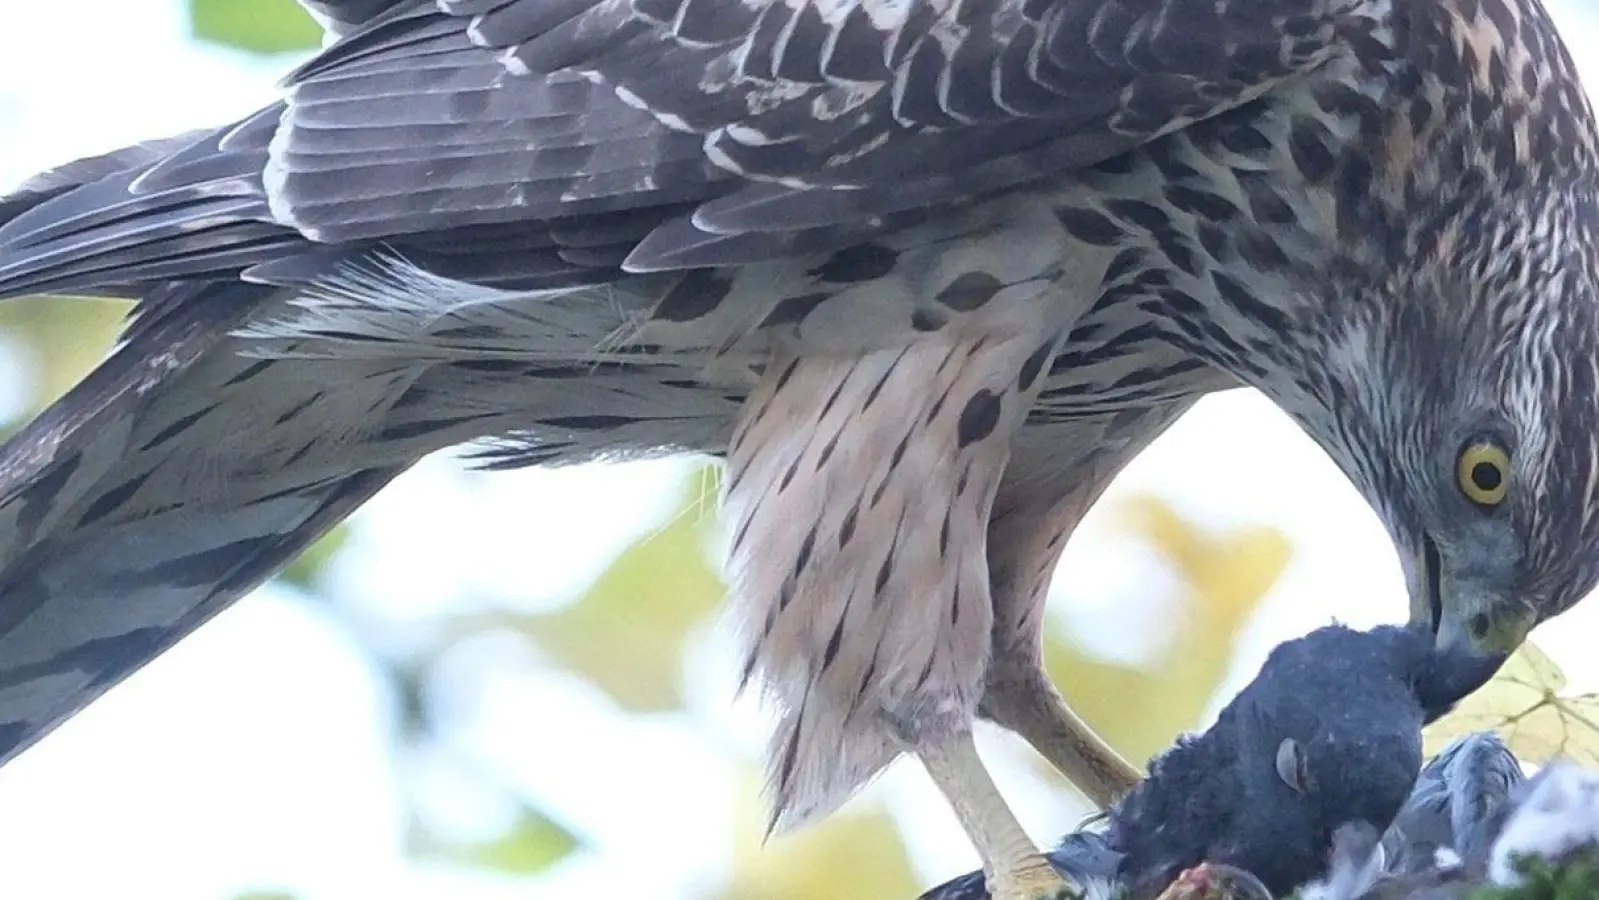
[1412,534,1519,718]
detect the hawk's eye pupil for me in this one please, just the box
[1471,462,1502,491]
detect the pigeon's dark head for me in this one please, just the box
[1205,623,1500,895]
[1216,630,1426,891]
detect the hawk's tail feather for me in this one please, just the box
[0,278,443,766]
[0,264,749,766]
[0,463,405,765]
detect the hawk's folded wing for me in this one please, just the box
[0,0,1374,298]
[0,0,1378,768]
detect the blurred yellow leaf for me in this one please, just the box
[1115,495,1291,632]
[189,0,324,55]
[278,524,350,591]
[1045,638,1173,773]
[525,464,727,712]
[1425,640,1599,766]
[0,296,128,424]
[718,769,919,900]
[463,810,581,875]
[1042,494,1291,773]
[410,803,581,876]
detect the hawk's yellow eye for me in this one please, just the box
[1457,442,1511,506]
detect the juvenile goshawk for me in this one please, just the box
[0,1,1596,898]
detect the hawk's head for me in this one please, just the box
[1286,178,1599,671]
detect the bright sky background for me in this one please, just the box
[2,3,1599,898]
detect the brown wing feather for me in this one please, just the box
[0,0,1376,302]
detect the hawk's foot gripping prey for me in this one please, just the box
[922,732,1085,900]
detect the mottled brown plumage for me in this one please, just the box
[0,1,1596,898]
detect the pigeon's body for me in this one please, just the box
[1381,731,1527,877]
[921,624,1496,900]
[1,1,1597,896]
[1305,733,1599,900]
[1297,733,1524,900]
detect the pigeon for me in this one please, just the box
[920,623,1499,900]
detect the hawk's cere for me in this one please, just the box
[919,624,1498,900]
[0,0,1595,897]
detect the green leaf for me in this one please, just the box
[523,463,727,712]
[1040,494,1290,771]
[278,524,351,591]
[414,806,582,876]
[189,0,323,55]
[0,296,130,420]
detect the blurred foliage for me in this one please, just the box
[410,799,582,876]
[279,524,352,593]
[0,296,128,434]
[1046,495,1290,773]
[520,478,726,713]
[189,0,323,55]
[1426,640,1599,768]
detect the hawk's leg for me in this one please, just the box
[921,732,1083,900]
[980,669,1141,809]
[719,200,1115,876]
[978,404,1200,809]
[727,326,1065,836]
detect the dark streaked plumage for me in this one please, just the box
[919,624,1499,900]
[0,1,1596,896]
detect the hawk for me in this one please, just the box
[0,1,1596,897]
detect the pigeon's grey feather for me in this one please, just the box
[1383,732,1527,876]
[1488,762,1599,887]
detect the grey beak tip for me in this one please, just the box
[1419,642,1508,723]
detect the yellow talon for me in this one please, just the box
[920,734,1084,900]
[994,852,1082,900]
